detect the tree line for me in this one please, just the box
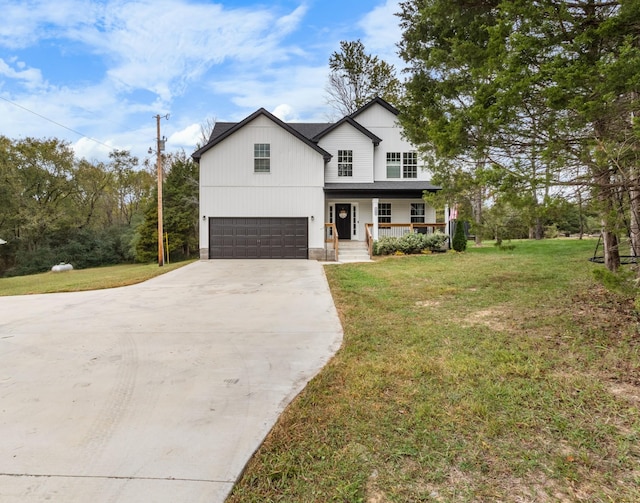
[395,0,639,272]
[0,136,198,277]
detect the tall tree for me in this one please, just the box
[397,0,502,245]
[106,150,153,226]
[135,151,199,262]
[326,39,402,116]
[398,0,640,271]
[163,151,199,259]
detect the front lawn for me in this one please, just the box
[0,261,194,296]
[228,239,640,502]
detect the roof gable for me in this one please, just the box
[349,96,399,119]
[192,108,332,161]
[311,116,382,145]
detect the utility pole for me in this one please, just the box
[153,114,169,266]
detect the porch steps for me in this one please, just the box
[338,240,372,263]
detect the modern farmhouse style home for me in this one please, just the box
[193,97,443,261]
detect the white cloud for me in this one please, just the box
[0,0,407,162]
[210,65,331,121]
[73,136,117,161]
[0,58,46,89]
[168,123,201,150]
[0,0,308,104]
[358,0,404,69]
[272,104,298,122]
[72,0,308,102]
[0,0,99,48]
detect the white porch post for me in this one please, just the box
[445,204,450,238]
[372,198,379,241]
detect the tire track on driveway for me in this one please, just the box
[0,260,343,503]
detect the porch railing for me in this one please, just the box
[365,224,374,258]
[365,222,447,239]
[325,223,339,261]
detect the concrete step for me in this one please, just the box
[337,241,372,263]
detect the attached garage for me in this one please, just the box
[208,217,308,259]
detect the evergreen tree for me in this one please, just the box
[452,219,467,252]
[398,0,640,272]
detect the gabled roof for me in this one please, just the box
[192,108,332,162]
[288,123,330,139]
[350,96,399,119]
[310,116,382,145]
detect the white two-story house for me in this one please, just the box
[192,97,441,260]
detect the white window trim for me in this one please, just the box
[254,143,270,173]
[338,150,353,177]
[378,202,391,223]
[411,202,426,223]
[386,151,418,179]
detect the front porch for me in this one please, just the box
[324,222,447,261]
[322,183,446,261]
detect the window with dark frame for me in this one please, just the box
[386,152,401,178]
[254,143,270,173]
[411,203,426,223]
[338,150,353,177]
[378,203,391,223]
[403,152,417,178]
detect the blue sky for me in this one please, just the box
[0,0,404,163]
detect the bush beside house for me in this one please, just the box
[374,231,449,256]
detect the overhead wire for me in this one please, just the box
[0,94,116,150]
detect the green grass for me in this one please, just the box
[0,260,195,296]
[228,239,640,503]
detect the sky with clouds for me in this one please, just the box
[0,0,405,163]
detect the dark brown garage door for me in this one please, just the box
[209,217,308,259]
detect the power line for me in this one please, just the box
[0,95,114,150]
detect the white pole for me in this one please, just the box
[372,198,379,241]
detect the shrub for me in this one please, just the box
[398,233,424,254]
[452,220,467,252]
[373,231,449,256]
[375,236,400,255]
[424,231,449,251]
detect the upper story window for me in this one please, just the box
[386,152,401,178]
[338,150,353,177]
[378,203,391,223]
[411,203,425,223]
[254,143,270,173]
[403,152,417,178]
[386,151,418,179]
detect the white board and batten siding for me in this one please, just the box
[320,123,375,183]
[354,104,433,182]
[199,115,325,188]
[199,114,326,251]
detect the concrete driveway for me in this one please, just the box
[0,260,343,503]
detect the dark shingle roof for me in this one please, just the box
[192,97,397,161]
[192,109,331,161]
[288,123,331,139]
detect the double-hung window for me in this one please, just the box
[254,143,270,173]
[378,203,391,223]
[386,151,418,179]
[386,152,401,178]
[411,203,426,223]
[403,152,417,178]
[338,150,353,177]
